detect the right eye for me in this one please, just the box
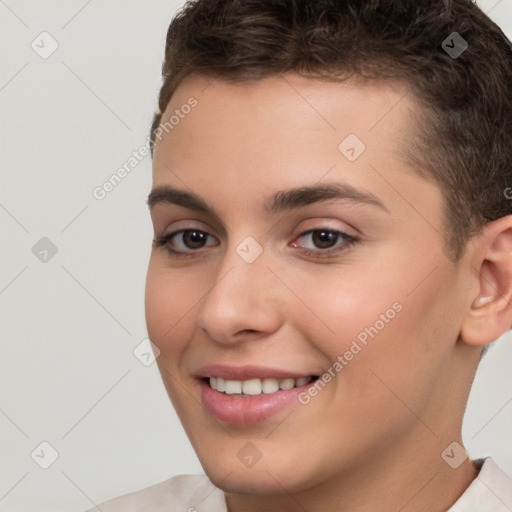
[152,229,219,258]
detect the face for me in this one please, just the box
[145,73,473,495]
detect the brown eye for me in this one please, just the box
[292,228,357,259]
[153,229,218,257]
[179,230,209,249]
[309,230,340,249]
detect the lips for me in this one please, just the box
[194,364,320,424]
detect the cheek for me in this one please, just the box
[287,258,452,401]
[144,262,196,356]
[287,263,402,358]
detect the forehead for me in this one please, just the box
[155,72,414,159]
[151,73,442,232]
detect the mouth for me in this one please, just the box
[196,370,322,424]
[194,364,324,424]
[203,375,320,396]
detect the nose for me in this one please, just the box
[196,241,283,346]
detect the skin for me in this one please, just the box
[145,72,512,512]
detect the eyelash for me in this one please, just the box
[152,228,358,260]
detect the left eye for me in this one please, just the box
[291,228,357,257]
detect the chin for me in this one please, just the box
[209,470,297,495]
[200,455,313,495]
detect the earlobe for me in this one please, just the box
[460,215,512,347]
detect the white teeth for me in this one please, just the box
[208,376,314,395]
[224,380,242,394]
[279,378,295,390]
[262,378,279,394]
[216,377,226,392]
[296,377,309,387]
[242,379,262,395]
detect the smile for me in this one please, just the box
[207,376,317,396]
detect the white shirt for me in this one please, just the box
[85,457,512,512]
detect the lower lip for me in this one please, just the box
[199,378,316,425]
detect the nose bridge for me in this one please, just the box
[196,235,281,342]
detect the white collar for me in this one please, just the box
[448,457,512,511]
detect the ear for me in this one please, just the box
[460,215,512,347]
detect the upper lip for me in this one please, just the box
[194,364,317,381]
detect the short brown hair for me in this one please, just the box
[150,0,512,262]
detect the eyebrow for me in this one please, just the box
[146,182,389,216]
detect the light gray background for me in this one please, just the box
[1,1,511,511]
